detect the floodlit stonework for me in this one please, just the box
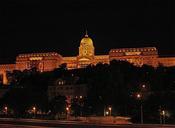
[0,32,175,84]
[109,47,159,67]
[15,52,62,72]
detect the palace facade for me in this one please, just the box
[0,32,175,84]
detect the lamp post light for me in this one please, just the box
[4,106,8,115]
[33,107,36,112]
[142,84,146,88]
[108,107,112,116]
[66,107,69,111]
[66,107,69,120]
[105,111,109,116]
[33,107,36,118]
[162,110,165,124]
[136,93,143,124]
[137,93,141,99]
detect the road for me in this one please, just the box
[0,118,175,128]
[0,124,49,128]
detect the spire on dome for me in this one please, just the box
[85,29,88,37]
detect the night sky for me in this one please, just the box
[0,0,174,64]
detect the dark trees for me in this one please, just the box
[1,61,175,123]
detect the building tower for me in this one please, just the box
[77,30,95,68]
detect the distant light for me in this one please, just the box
[33,107,36,111]
[137,93,141,99]
[142,85,146,88]
[66,107,69,111]
[162,110,165,116]
[108,107,112,111]
[4,106,8,110]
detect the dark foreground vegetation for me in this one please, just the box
[0,60,175,124]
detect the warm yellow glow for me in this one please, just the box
[79,33,94,58]
[125,52,141,56]
[0,34,175,81]
[162,110,165,115]
[3,72,8,85]
[33,107,36,111]
[29,57,43,60]
[79,58,90,61]
[0,71,8,85]
[80,37,93,46]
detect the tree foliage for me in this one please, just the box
[0,61,175,123]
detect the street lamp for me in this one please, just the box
[137,93,141,99]
[108,107,112,116]
[33,107,36,118]
[105,111,109,116]
[66,107,69,111]
[4,106,8,115]
[33,107,36,112]
[136,93,143,124]
[66,107,69,120]
[142,84,146,88]
[80,96,83,99]
[162,110,165,124]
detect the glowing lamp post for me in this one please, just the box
[33,107,36,118]
[105,111,109,116]
[162,110,165,124]
[66,107,70,120]
[136,93,143,124]
[142,84,146,88]
[80,96,83,99]
[137,93,141,99]
[4,106,8,115]
[33,107,36,112]
[66,107,69,111]
[108,107,112,116]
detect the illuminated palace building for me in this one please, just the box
[0,32,175,84]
